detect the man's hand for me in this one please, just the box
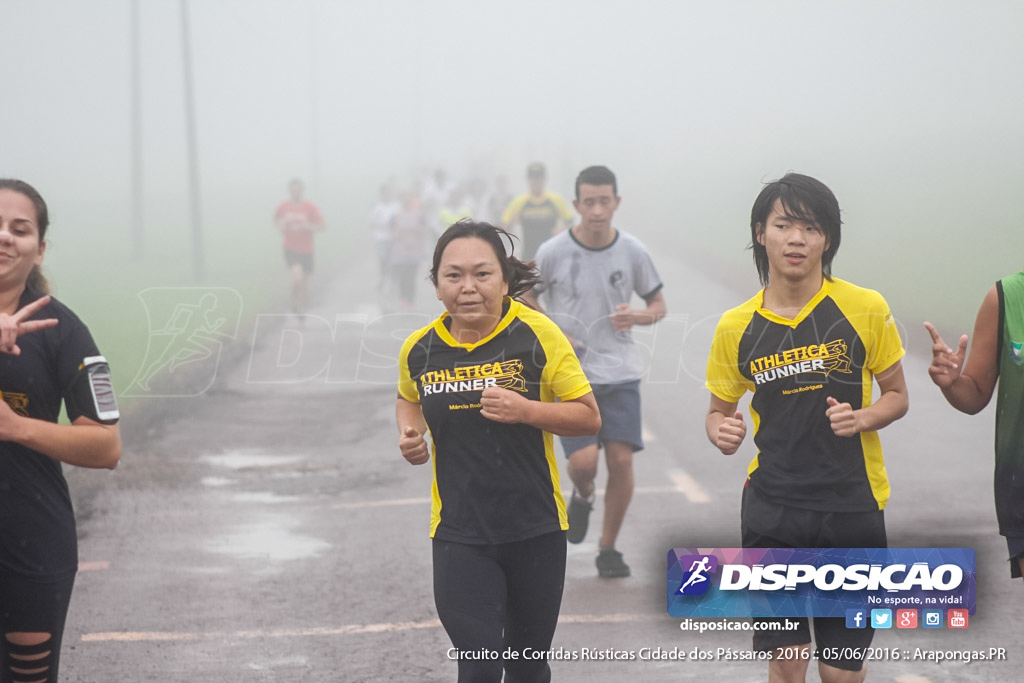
[715,411,746,455]
[399,425,429,465]
[610,303,635,331]
[924,321,967,389]
[825,396,860,437]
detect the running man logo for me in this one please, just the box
[676,555,718,596]
[125,288,243,398]
[420,360,527,396]
[749,339,852,386]
[0,391,30,417]
[669,547,976,619]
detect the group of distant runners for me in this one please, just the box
[363,162,574,313]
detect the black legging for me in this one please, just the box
[0,571,76,683]
[433,531,566,683]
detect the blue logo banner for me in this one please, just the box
[667,548,976,618]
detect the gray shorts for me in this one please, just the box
[559,380,643,457]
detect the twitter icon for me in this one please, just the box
[871,609,892,629]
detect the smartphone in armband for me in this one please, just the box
[75,355,120,424]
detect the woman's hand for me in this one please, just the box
[0,397,23,442]
[0,295,58,355]
[480,386,531,424]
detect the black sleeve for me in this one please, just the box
[57,314,120,424]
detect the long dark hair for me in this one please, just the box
[749,173,842,287]
[0,178,50,294]
[429,220,540,298]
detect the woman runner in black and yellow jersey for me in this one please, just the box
[397,221,600,683]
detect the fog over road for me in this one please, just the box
[63,229,1019,682]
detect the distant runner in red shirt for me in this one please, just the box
[274,178,325,316]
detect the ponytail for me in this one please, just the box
[27,266,50,295]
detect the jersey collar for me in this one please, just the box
[756,277,833,327]
[434,297,518,350]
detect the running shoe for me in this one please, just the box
[566,490,593,544]
[596,549,631,578]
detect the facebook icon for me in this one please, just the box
[845,609,867,629]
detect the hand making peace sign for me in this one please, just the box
[0,295,58,355]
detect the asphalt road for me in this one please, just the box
[60,231,1020,682]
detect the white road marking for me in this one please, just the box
[79,561,111,572]
[557,612,658,624]
[328,497,430,510]
[81,613,658,643]
[166,483,709,514]
[668,469,712,503]
[324,477,712,512]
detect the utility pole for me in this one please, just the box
[309,2,320,193]
[131,0,144,258]
[180,0,205,281]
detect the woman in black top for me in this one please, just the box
[0,179,121,683]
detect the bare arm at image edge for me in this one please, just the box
[925,285,1000,414]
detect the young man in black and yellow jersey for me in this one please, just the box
[705,173,909,683]
[501,162,573,261]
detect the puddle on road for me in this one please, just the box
[231,492,299,504]
[202,451,305,470]
[201,477,235,488]
[202,451,328,564]
[209,515,329,562]
[247,656,309,672]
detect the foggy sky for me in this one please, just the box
[2,0,1023,327]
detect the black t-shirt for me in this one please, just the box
[706,278,905,512]
[398,299,591,544]
[0,289,106,579]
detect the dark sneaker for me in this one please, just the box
[566,491,593,544]
[596,549,631,578]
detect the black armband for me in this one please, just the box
[70,356,120,424]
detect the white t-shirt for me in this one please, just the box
[533,228,663,384]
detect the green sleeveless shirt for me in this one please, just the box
[995,271,1024,537]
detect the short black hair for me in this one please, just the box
[575,165,617,199]
[749,173,842,287]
